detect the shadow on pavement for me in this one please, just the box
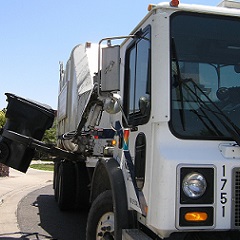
[0,231,53,240]
[17,185,88,240]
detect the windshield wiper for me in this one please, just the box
[190,108,224,136]
[171,37,240,145]
[172,37,221,135]
[172,38,186,131]
[180,79,225,136]
[181,78,240,145]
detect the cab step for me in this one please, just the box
[122,229,152,240]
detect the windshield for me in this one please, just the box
[170,12,240,140]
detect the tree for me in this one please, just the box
[34,120,57,160]
[0,109,6,128]
[0,108,9,177]
[42,120,57,144]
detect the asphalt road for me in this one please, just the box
[17,185,88,240]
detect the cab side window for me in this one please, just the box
[124,27,151,126]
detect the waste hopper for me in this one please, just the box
[0,93,55,173]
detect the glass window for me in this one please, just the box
[170,12,240,140]
[124,27,151,126]
[128,47,136,115]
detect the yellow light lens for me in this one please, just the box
[185,212,208,222]
[112,139,117,146]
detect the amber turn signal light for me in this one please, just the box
[185,212,208,222]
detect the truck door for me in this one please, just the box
[122,25,151,213]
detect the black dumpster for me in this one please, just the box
[0,93,55,173]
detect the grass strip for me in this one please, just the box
[30,164,54,171]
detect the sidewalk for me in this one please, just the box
[0,166,53,239]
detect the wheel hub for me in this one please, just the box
[96,212,114,240]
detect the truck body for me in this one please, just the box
[2,0,240,239]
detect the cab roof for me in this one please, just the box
[150,1,240,17]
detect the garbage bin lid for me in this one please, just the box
[5,93,55,117]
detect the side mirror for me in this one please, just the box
[139,96,150,116]
[101,45,120,92]
[103,93,121,114]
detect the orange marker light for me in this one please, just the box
[185,212,208,222]
[170,0,179,7]
[144,206,148,215]
[112,139,117,146]
[148,4,156,11]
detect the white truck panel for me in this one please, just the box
[57,43,99,135]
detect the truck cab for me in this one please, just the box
[2,1,240,240]
[105,1,240,239]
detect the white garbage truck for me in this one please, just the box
[2,0,240,239]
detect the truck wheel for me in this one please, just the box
[75,162,90,209]
[57,161,76,211]
[86,190,117,240]
[53,161,60,202]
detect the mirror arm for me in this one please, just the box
[115,97,132,128]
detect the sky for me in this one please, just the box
[0,0,228,110]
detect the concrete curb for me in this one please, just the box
[0,167,53,238]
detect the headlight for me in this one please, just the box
[182,172,207,199]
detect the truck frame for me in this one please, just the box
[2,0,240,239]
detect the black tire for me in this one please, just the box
[86,190,118,240]
[53,161,61,202]
[57,161,76,211]
[75,162,90,210]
